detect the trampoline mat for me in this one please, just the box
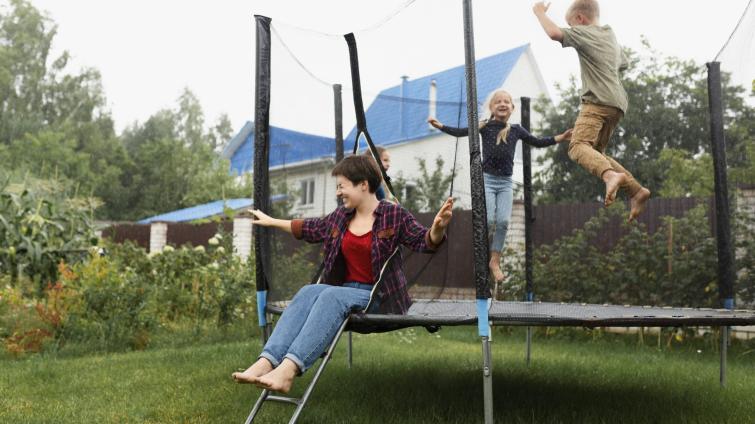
[268,300,755,333]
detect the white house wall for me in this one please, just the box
[271,163,337,218]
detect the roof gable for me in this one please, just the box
[345,44,529,149]
[222,44,531,172]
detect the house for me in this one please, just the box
[222,44,552,218]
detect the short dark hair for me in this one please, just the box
[332,155,381,193]
[362,146,387,158]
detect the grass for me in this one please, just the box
[1,327,754,423]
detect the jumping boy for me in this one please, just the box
[533,0,651,222]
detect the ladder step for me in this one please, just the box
[267,395,301,406]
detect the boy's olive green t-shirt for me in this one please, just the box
[561,25,628,113]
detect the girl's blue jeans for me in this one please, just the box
[483,173,514,253]
[259,282,371,373]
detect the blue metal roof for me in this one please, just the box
[138,197,283,224]
[346,45,529,150]
[227,124,336,175]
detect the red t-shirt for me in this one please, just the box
[341,229,373,284]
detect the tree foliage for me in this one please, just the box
[0,1,248,221]
[533,40,755,203]
[392,155,454,213]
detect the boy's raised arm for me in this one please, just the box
[533,2,563,42]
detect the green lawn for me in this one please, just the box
[1,327,754,423]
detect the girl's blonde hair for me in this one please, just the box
[479,90,513,145]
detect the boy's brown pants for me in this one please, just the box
[568,102,642,197]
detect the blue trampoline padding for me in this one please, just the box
[257,290,268,327]
[477,298,490,337]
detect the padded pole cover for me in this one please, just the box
[344,33,396,197]
[706,62,735,307]
[461,0,491,300]
[253,15,272,294]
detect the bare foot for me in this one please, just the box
[489,255,504,283]
[602,170,628,207]
[232,358,274,384]
[255,359,298,393]
[628,188,651,223]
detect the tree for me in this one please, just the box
[116,91,248,221]
[392,155,454,213]
[533,40,755,203]
[655,149,714,198]
[0,0,108,145]
[0,1,263,222]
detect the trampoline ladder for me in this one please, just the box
[244,318,350,424]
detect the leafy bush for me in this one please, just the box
[0,175,98,294]
[1,226,257,355]
[503,202,755,308]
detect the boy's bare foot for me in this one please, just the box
[255,359,298,394]
[232,358,274,384]
[489,255,504,283]
[628,188,651,223]
[602,170,628,206]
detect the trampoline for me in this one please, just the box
[244,3,755,423]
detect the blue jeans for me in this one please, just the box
[483,173,513,253]
[260,283,372,373]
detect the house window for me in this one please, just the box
[300,179,316,205]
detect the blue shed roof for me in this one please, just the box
[346,44,529,149]
[138,197,282,224]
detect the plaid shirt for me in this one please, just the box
[291,200,445,314]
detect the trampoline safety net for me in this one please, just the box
[249,5,755,331]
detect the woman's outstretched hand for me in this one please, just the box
[248,209,293,234]
[427,117,443,130]
[248,209,275,227]
[429,197,454,245]
[555,128,573,143]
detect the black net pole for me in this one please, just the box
[707,61,734,388]
[461,2,490,302]
[344,33,395,197]
[253,15,272,339]
[334,84,344,164]
[334,84,344,206]
[521,97,534,368]
[521,97,534,302]
[462,1,493,423]
[706,62,735,309]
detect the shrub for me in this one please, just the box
[0,176,98,294]
[503,202,755,308]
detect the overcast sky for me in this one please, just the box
[25,0,753,138]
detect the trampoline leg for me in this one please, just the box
[482,336,494,424]
[720,326,728,387]
[347,331,353,369]
[525,326,532,367]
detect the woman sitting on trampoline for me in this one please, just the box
[429,89,571,283]
[232,155,454,393]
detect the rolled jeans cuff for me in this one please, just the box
[284,353,307,374]
[259,351,280,368]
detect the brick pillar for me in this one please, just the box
[233,213,253,262]
[149,222,168,253]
